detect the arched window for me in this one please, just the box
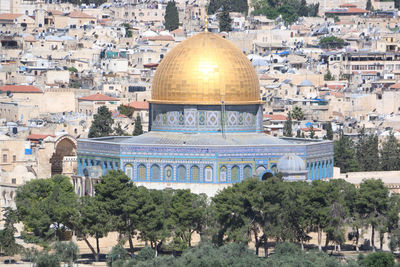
[138,164,146,180]
[219,166,227,182]
[151,164,160,180]
[164,165,173,181]
[231,166,240,182]
[256,166,266,176]
[191,165,200,182]
[204,166,213,182]
[244,165,252,179]
[125,164,133,179]
[177,165,186,181]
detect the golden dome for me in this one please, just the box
[151,32,261,105]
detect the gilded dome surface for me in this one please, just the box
[151,32,261,105]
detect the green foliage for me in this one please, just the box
[107,244,131,267]
[319,36,345,49]
[114,122,128,136]
[356,127,379,172]
[35,251,60,267]
[283,112,292,137]
[135,246,154,261]
[119,104,135,118]
[326,13,340,22]
[53,241,79,264]
[15,175,78,245]
[366,0,372,11]
[324,69,335,81]
[292,106,304,120]
[380,132,400,171]
[218,2,232,32]
[122,23,133,38]
[88,106,114,138]
[133,114,143,136]
[0,207,21,256]
[334,131,360,173]
[359,252,394,267]
[69,80,82,88]
[67,67,78,73]
[310,125,315,139]
[208,0,249,15]
[251,0,318,25]
[164,1,179,31]
[326,122,333,140]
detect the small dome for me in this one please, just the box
[277,153,306,173]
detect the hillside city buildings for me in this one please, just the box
[1,0,400,215]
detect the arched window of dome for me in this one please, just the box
[219,166,227,182]
[138,164,147,180]
[231,166,240,182]
[244,165,252,179]
[177,165,186,181]
[204,165,213,182]
[191,165,200,182]
[151,164,161,181]
[124,164,133,179]
[164,165,173,181]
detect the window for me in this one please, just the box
[177,165,186,181]
[2,154,7,163]
[204,166,213,182]
[12,155,16,162]
[138,164,146,180]
[219,166,227,182]
[231,166,239,182]
[11,178,16,184]
[244,165,252,179]
[151,164,160,180]
[164,165,173,180]
[125,164,133,178]
[191,166,200,182]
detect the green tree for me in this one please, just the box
[168,190,207,251]
[138,188,172,256]
[283,112,293,137]
[218,3,232,32]
[0,207,21,256]
[334,130,359,173]
[324,70,334,81]
[366,0,372,10]
[164,1,179,31]
[356,179,389,251]
[296,129,301,138]
[133,114,144,136]
[15,175,78,245]
[380,132,400,171]
[292,106,304,120]
[75,196,110,261]
[319,36,345,49]
[326,122,333,140]
[88,106,114,138]
[35,252,60,267]
[114,122,128,136]
[53,241,79,265]
[356,127,380,171]
[119,104,135,118]
[309,125,315,139]
[106,244,130,267]
[359,251,394,267]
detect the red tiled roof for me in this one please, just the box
[390,83,400,89]
[171,28,184,35]
[69,10,94,19]
[260,74,276,80]
[301,127,322,132]
[125,101,149,110]
[340,3,357,7]
[143,63,159,68]
[0,85,41,93]
[143,35,174,41]
[78,93,119,101]
[27,134,56,140]
[263,114,288,121]
[0,13,23,21]
[48,10,63,15]
[327,84,345,90]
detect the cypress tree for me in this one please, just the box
[133,115,144,136]
[326,122,333,140]
[366,0,372,11]
[218,3,232,32]
[283,112,293,137]
[164,1,179,31]
[88,106,114,138]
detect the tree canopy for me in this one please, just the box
[164,1,179,31]
[88,106,114,138]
